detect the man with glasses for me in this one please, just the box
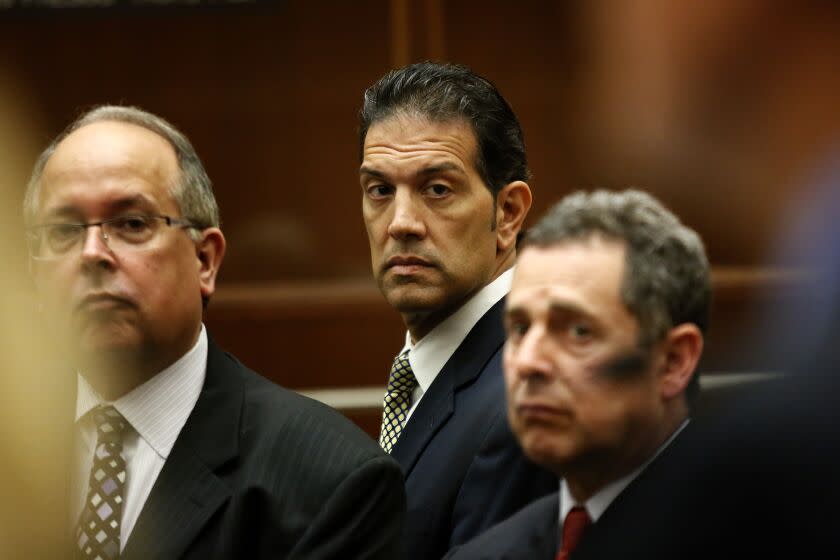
[24,105,405,559]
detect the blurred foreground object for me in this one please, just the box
[0,69,73,559]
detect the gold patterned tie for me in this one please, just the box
[379,352,418,453]
[75,405,127,559]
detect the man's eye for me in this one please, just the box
[118,216,151,230]
[507,321,529,340]
[425,184,451,197]
[46,224,80,244]
[568,323,593,340]
[367,185,394,199]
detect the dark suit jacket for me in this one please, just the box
[567,163,840,560]
[392,299,557,560]
[568,381,840,560]
[445,425,698,560]
[120,336,406,559]
[443,493,559,560]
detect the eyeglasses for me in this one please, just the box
[26,215,201,260]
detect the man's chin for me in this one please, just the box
[517,427,576,472]
[385,290,444,316]
[72,328,143,366]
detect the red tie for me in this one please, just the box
[556,506,592,560]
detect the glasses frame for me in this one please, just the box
[26,214,202,261]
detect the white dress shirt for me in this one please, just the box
[397,268,514,425]
[558,419,690,534]
[73,324,208,550]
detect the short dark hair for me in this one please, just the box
[522,189,711,403]
[359,61,529,196]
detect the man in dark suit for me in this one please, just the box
[546,3,840,558]
[24,105,405,559]
[446,189,711,560]
[358,62,557,560]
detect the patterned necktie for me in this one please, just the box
[556,506,592,560]
[379,352,418,453]
[76,405,128,560]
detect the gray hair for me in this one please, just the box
[522,189,711,347]
[23,105,219,234]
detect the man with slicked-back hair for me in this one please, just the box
[359,62,556,560]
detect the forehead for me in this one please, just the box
[361,114,479,177]
[509,238,628,315]
[37,120,179,217]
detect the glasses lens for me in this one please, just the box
[44,224,82,256]
[104,216,158,245]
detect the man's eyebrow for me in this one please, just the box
[548,301,593,319]
[105,194,157,212]
[504,304,527,322]
[41,194,158,221]
[359,166,387,180]
[359,163,466,181]
[416,162,465,178]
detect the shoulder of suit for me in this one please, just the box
[219,349,388,461]
[449,493,559,556]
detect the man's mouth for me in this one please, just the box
[385,255,435,275]
[75,293,135,314]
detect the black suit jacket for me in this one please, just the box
[568,171,840,560]
[443,493,559,560]
[568,381,840,560]
[446,426,698,560]
[392,299,556,560]
[120,337,406,559]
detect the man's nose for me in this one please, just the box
[387,189,426,241]
[510,326,553,380]
[80,224,116,266]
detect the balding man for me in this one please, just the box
[24,105,404,559]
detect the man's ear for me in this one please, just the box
[196,228,226,299]
[659,323,704,400]
[495,181,532,252]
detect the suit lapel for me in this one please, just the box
[122,338,242,560]
[528,494,560,559]
[391,299,507,476]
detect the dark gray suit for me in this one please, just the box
[445,425,698,560]
[443,493,559,560]
[121,337,406,559]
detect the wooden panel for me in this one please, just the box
[341,408,384,440]
[204,267,805,392]
[2,1,806,438]
[0,0,392,284]
[204,279,405,389]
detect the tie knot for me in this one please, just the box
[558,506,592,560]
[92,405,127,443]
[386,353,417,393]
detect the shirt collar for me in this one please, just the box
[559,419,690,524]
[399,267,514,394]
[75,324,208,459]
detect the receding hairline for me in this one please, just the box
[49,118,180,163]
[31,119,183,219]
